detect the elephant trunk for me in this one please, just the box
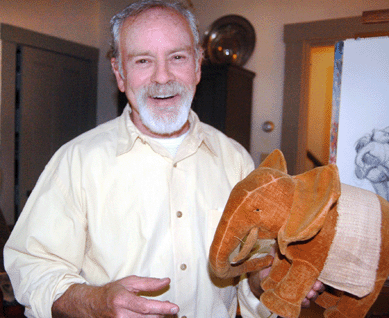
[209,226,273,278]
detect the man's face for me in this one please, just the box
[111,8,202,137]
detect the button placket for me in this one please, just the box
[170,160,195,315]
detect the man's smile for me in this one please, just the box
[152,94,177,100]
[148,94,181,105]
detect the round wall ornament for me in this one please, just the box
[202,15,256,66]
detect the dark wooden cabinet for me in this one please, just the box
[0,24,98,224]
[192,64,255,151]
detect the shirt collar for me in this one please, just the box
[116,104,217,157]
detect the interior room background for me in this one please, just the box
[0,0,388,225]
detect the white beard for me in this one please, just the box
[136,81,195,135]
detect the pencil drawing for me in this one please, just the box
[355,126,389,201]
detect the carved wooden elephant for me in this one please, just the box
[209,149,389,318]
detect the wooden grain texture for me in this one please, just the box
[363,9,389,24]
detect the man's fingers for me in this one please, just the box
[301,280,325,308]
[113,276,180,315]
[306,289,319,300]
[258,245,276,280]
[121,292,179,316]
[301,297,310,308]
[258,265,271,280]
[312,280,325,293]
[119,275,171,293]
[306,280,325,300]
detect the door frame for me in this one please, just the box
[281,16,389,175]
[0,24,99,224]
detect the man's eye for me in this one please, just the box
[136,59,148,64]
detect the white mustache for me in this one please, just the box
[144,82,186,98]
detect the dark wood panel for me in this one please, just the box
[192,64,255,151]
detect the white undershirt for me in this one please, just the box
[150,131,189,157]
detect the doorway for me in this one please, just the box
[305,45,334,171]
[281,16,389,175]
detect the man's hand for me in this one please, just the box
[52,275,179,317]
[301,280,325,307]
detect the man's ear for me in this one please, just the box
[111,58,126,93]
[195,48,203,85]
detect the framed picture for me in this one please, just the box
[330,36,389,201]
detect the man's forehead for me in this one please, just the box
[122,7,191,35]
[120,7,195,52]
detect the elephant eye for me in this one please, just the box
[255,209,261,212]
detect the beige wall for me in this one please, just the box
[0,0,100,47]
[1,0,388,167]
[192,0,388,165]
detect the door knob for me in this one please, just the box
[262,121,275,133]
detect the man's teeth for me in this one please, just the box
[152,95,175,99]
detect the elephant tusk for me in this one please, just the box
[232,227,259,263]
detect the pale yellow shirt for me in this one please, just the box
[5,106,274,318]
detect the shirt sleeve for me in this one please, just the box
[4,151,88,318]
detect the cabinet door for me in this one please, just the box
[192,66,228,132]
[16,46,96,217]
[192,64,255,151]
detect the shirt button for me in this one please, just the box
[176,211,183,218]
[180,264,187,270]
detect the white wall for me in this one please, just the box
[1,0,388,167]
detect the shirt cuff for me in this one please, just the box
[25,274,87,318]
[238,276,278,318]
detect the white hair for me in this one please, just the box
[110,0,201,76]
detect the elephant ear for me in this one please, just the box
[278,164,341,255]
[259,149,287,173]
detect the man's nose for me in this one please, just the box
[152,60,174,84]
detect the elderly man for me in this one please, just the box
[4,1,323,317]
